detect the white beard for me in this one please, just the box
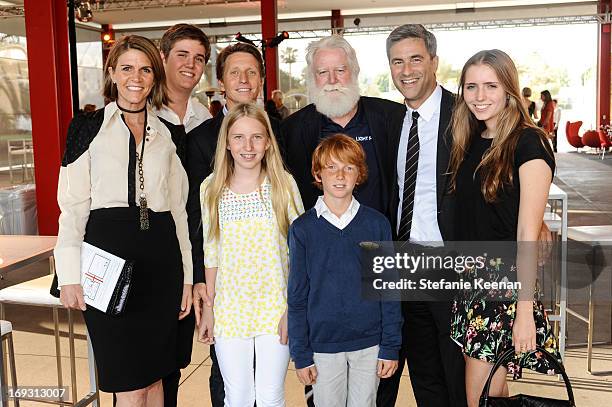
[309,81,361,119]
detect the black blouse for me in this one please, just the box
[454,128,555,241]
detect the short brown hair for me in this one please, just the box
[522,87,532,98]
[216,42,264,81]
[386,24,437,60]
[160,24,211,64]
[103,35,168,109]
[311,134,368,189]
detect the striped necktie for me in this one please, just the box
[398,110,420,241]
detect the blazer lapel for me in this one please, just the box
[301,105,322,155]
[436,88,454,209]
[389,105,406,171]
[212,111,224,137]
[363,99,386,170]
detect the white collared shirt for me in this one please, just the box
[314,196,360,230]
[156,97,212,133]
[396,84,443,242]
[553,107,561,128]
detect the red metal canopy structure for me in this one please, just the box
[598,0,611,127]
[23,0,73,235]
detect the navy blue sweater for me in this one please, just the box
[287,205,403,369]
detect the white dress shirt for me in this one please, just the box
[54,102,192,286]
[553,107,561,129]
[314,196,360,230]
[156,97,212,133]
[396,84,443,242]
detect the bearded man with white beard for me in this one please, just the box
[281,35,406,215]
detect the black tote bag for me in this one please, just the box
[479,346,575,407]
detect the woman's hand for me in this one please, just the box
[198,305,215,345]
[193,283,210,326]
[512,301,536,355]
[206,283,216,308]
[278,309,288,345]
[59,284,86,311]
[179,284,193,320]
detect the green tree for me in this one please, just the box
[359,77,380,97]
[281,47,297,90]
[375,73,389,93]
[516,52,570,97]
[580,67,594,87]
[436,60,461,90]
[279,68,304,94]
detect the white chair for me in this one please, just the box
[567,225,612,374]
[7,139,34,184]
[0,275,99,406]
[1,320,19,407]
[542,210,562,308]
[546,184,568,362]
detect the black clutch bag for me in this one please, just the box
[50,260,134,316]
[479,346,575,407]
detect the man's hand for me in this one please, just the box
[59,284,86,311]
[193,283,208,326]
[179,284,193,320]
[197,305,215,345]
[278,310,288,345]
[296,366,318,385]
[377,359,398,378]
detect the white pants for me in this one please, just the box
[312,345,380,407]
[215,334,289,407]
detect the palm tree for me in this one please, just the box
[281,47,297,90]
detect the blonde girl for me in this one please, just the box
[199,103,303,406]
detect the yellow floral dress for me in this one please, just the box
[201,174,304,338]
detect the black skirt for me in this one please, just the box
[82,207,183,392]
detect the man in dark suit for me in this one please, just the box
[186,42,280,407]
[376,24,467,407]
[282,34,405,218]
[157,24,213,407]
[281,34,405,407]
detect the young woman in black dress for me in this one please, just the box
[448,49,560,406]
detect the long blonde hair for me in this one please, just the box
[204,103,297,240]
[448,49,551,202]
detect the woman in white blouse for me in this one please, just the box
[54,35,192,406]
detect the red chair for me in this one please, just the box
[565,121,584,151]
[582,130,601,154]
[598,130,612,159]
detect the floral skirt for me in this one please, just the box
[450,297,561,378]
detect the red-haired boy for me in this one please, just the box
[288,134,402,406]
